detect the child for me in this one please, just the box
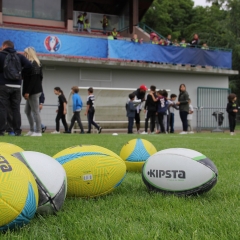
[51,87,68,134]
[187,99,194,133]
[84,19,91,33]
[180,38,187,48]
[143,85,157,134]
[112,28,118,40]
[66,86,84,134]
[152,36,159,44]
[101,15,108,35]
[84,87,102,134]
[226,93,238,135]
[168,94,179,133]
[151,90,168,133]
[77,12,87,32]
[126,93,136,134]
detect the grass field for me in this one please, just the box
[0,132,240,240]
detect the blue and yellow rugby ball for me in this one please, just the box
[120,139,157,172]
[0,153,38,231]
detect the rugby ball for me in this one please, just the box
[142,148,218,196]
[0,142,24,155]
[0,153,38,231]
[120,139,157,172]
[53,145,126,198]
[12,151,67,214]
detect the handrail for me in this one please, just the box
[138,22,166,40]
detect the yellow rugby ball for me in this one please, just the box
[0,142,24,155]
[53,145,126,198]
[120,139,157,172]
[0,153,38,231]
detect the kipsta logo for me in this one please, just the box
[44,36,61,53]
[147,169,186,179]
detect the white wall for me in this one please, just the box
[21,65,229,131]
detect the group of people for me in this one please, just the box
[51,86,102,135]
[0,40,102,137]
[77,13,110,36]
[126,84,194,135]
[0,41,45,137]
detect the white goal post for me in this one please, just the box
[67,87,170,132]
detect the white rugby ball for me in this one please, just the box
[13,151,67,214]
[142,148,218,196]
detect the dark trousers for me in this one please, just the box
[180,111,188,131]
[6,102,13,132]
[56,112,68,132]
[69,112,84,132]
[145,111,156,132]
[0,85,21,134]
[87,109,99,132]
[128,117,134,133]
[157,113,165,133]
[135,110,141,124]
[229,114,236,132]
[169,113,175,133]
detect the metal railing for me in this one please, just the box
[138,22,232,52]
[195,107,229,132]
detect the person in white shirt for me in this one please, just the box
[187,99,194,133]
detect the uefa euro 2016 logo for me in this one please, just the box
[44,36,61,53]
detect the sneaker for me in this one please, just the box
[230,132,234,136]
[8,132,15,136]
[98,127,102,134]
[64,131,71,134]
[51,131,60,134]
[189,131,194,134]
[165,131,168,134]
[25,131,34,136]
[42,126,47,133]
[179,131,188,135]
[31,132,42,137]
[80,131,85,134]
[141,131,148,135]
[86,131,91,134]
[151,132,155,134]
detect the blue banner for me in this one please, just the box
[0,29,232,69]
[0,28,108,58]
[108,40,232,69]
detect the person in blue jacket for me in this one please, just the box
[66,86,84,134]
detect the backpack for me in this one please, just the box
[2,51,22,80]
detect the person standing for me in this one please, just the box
[126,93,136,134]
[101,15,108,35]
[177,84,190,134]
[143,85,157,134]
[187,99,194,134]
[66,86,84,134]
[84,87,102,134]
[22,47,43,137]
[0,40,32,136]
[168,94,179,133]
[132,85,148,133]
[51,87,68,134]
[226,93,238,136]
[77,12,87,32]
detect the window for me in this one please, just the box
[3,0,32,18]
[3,0,65,21]
[34,0,63,21]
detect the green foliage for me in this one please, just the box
[142,0,240,101]
[0,133,240,239]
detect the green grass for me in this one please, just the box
[1,133,240,240]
